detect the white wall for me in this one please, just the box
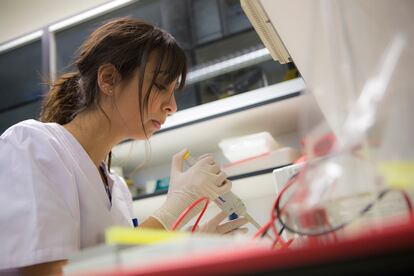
[0,0,109,44]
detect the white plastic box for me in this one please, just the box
[219,132,280,163]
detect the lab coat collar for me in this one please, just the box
[53,123,113,210]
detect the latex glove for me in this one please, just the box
[151,149,232,230]
[195,211,249,235]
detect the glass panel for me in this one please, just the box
[194,30,263,64]
[192,0,222,44]
[176,85,198,111]
[55,0,162,74]
[0,100,42,134]
[222,0,252,35]
[0,39,43,133]
[53,0,298,113]
[189,60,295,106]
[0,40,43,110]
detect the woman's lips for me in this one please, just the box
[151,120,162,130]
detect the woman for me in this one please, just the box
[0,18,246,275]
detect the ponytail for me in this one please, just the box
[39,72,82,125]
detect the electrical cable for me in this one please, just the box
[253,220,272,239]
[274,174,414,236]
[172,197,209,232]
[252,219,280,241]
[192,198,210,232]
[260,132,414,241]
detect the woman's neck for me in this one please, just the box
[63,110,121,168]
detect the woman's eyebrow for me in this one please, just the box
[152,70,168,75]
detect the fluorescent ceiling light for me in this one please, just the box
[48,0,136,32]
[186,47,272,85]
[0,30,43,54]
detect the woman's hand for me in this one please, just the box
[151,149,232,230]
[195,211,249,235]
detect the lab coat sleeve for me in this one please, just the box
[0,123,80,269]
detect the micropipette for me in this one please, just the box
[183,152,262,230]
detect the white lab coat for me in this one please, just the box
[0,119,134,270]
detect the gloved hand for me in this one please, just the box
[151,149,232,230]
[194,211,249,235]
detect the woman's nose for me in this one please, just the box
[164,94,177,115]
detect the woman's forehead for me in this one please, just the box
[145,54,168,75]
[144,49,184,87]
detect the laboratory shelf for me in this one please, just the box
[132,162,292,201]
[111,78,307,201]
[111,78,306,176]
[158,77,305,133]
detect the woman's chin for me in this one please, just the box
[135,129,154,140]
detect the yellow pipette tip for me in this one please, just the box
[183,150,191,161]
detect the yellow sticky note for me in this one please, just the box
[105,227,187,245]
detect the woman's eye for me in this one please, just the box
[154,83,167,91]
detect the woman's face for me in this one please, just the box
[113,54,178,140]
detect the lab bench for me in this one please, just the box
[81,220,414,275]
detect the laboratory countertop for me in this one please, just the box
[89,219,414,275]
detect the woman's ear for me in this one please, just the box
[97,64,119,96]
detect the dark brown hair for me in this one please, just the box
[40,17,187,131]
